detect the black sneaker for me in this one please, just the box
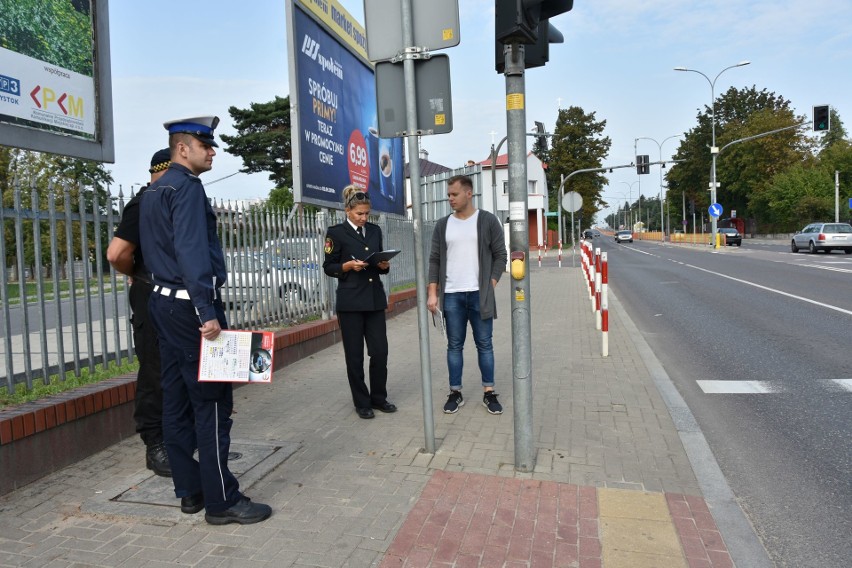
[483,391,503,415]
[205,496,272,525]
[443,391,464,414]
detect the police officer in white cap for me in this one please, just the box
[140,116,272,525]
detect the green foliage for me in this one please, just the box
[1,149,114,278]
[0,359,139,408]
[0,0,94,76]
[545,107,612,228]
[221,96,293,191]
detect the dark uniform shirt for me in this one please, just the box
[139,163,226,324]
[113,185,150,283]
[323,221,389,312]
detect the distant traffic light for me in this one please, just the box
[636,155,650,175]
[534,121,547,150]
[813,105,830,132]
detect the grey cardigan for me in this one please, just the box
[428,209,507,320]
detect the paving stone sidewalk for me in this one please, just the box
[0,266,737,567]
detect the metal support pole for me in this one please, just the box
[836,170,840,223]
[504,42,534,472]
[401,0,435,453]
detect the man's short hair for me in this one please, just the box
[448,175,473,191]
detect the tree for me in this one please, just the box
[818,107,848,154]
[666,86,810,227]
[545,107,611,231]
[221,96,293,194]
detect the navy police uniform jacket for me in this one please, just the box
[139,163,227,324]
[323,221,389,312]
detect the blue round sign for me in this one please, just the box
[708,203,723,218]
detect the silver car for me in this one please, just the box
[791,222,852,254]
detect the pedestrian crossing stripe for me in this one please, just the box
[697,379,852,394]
[697,380,774,393]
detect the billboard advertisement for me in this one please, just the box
[0,0,114,162]
[286,0,405,216]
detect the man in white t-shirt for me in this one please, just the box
[427,175,508,415]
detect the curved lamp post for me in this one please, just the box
[620,181,639,229]
[674,61,750,247]
[635,135,682,238]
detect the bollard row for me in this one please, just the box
[579,241,609,357]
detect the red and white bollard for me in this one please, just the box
[595,248,602,326]
[558,239,563,268]
[591,247,600,312]
[601,252,609,357]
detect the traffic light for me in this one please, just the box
[496,0,573,45]
[813,105,830,131]
[495,20,564,73]
[534,121,547,150]
[636,155,650,175]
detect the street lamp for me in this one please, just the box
[674,61,750,247]
[635,135,682,239]
[620,181,639,229]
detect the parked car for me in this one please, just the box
[614,230,633,243]
[791,222,852,254]
[221,251,320,313]
[718,227,742,246]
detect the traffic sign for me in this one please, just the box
[849,198,852,209]
[561,191,582,213]
[708,203,723,218]
[364,0,460,62]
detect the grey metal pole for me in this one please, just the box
[504,42,534,472]
[558,174,564,249]
[836,170,840,222]
[400,0,435,453]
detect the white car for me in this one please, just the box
[221,251,319,313]
[615,230,633,243]
[791,223,852,254]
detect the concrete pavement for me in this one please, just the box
[0,265,765,567]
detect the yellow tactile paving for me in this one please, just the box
[598,488,686,568]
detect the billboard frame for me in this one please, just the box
[285,0,405,216]
[0,0,114,162]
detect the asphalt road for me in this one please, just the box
[591,237,851,568]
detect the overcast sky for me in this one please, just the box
[107,0,852,218]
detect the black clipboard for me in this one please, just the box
[363,249,401,264]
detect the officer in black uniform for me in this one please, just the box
[323,186,397,419]
[139,116,271,525]
[106,148,173,477]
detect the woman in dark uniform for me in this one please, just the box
[323,186,397,419]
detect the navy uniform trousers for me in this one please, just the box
[128,279,163,446]
[148,292,240,514]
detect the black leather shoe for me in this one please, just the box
[180,493,204,514]
[146,442,172,477]
[371,401,397,413]
[356,407,375,419]
[205,496,272,525]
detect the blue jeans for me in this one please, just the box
[443,290,494,391]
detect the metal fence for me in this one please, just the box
[1,179,431,394]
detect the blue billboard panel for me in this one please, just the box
[292,5,404,216]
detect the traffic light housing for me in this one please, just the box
[813,105,830,131]
[534,121,547,150]
[496,0,573,45]
[636,155,650,175]
[495,20,564,73]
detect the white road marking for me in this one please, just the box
[697,380,775,393]
[832,379,852,392]
[683,263,852,316]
